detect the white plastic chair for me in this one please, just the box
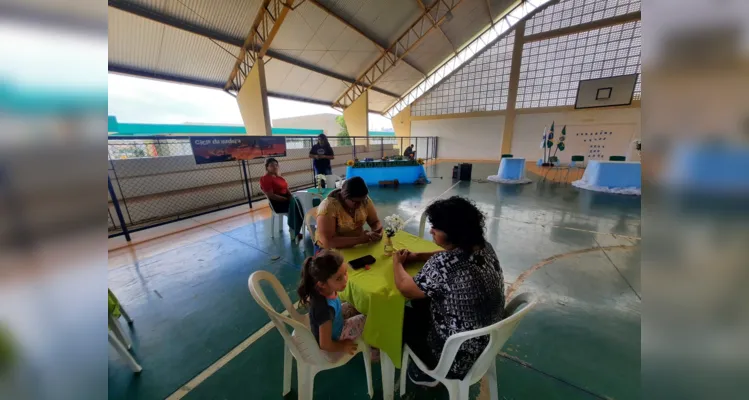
[248,271,373,400]
[267,200,288,238]
[108,299,142,373]
[400,293,536,400]
[294,192,322,241]
[304,207,318,241]
[418,212,428,238]
[325,174,343,189]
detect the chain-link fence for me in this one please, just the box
[108,135,438,239]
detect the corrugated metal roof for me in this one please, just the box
[439,0,493,50]
[109,7,240,86]
[315,0,422,47]
[368,90,398,113]
[264,59,349,103]
[403,29,455,75]
[108,0,528,112]
[121,0,262,41]
[271,2,381,79]
[375,62,425,97]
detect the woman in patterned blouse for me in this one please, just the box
[393,196,505,386]
[315,176,383,251]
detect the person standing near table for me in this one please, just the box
[309,133,335,176]
[403,144,415,160]
[315,176,383,252]
[392,196,505,386]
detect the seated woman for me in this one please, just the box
[315,176,383,251]
[392,196,505,386]
[259,158,291,213]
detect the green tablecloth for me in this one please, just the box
[305,187,334,197]
[287,188,334,236]
[108,289,122,318]
[338,231,441,367]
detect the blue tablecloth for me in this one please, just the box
[345,165,428,185]
[665,144,749,190]
[578,160,641,188]
[498,158,526,180]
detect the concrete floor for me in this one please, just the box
[108,161,641,400]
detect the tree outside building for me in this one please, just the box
[335,115,351,146]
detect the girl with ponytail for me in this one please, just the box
[297,250,366,355]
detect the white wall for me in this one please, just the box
[272,113,341,137]
[512,107,641,163]
[412,115,504,160]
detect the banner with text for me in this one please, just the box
[189,136,287,165]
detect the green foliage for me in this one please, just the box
[335,115,351,146]
[0,324,17,373]
[132,148,147,158]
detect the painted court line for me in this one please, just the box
[166,303,298,400]
[485,214,641,240]
[405,181,461,225]
[505,244,636,299]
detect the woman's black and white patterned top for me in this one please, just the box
[413,242,505,379]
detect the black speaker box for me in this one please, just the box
[459,163,472,181]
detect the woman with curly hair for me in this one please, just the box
[392,196,505,387]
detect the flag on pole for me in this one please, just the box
[539,125,547,149]
[554,125,567,155]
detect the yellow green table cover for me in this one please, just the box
[338,230,441,368]
[108,289,122,318]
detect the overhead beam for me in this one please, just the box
[268,92,342,107]
[108,0,400,98]
[524,11,641,42]
[226,0,294,91]
[335,0,466,109]
[109,64,225,89]
[306,0,429,76]
[485,0,494,23]
[415,0,458,55]
[262,53,401,98]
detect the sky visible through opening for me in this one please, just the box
[108,74,394,131]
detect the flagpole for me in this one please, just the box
[551,125,566,161]
[540,125,547,163]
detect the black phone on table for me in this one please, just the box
[349,255,376,270]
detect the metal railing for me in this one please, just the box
[108,135,438,239]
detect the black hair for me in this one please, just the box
[425,196,486,253]
[265,157,278,170]
[297,250,344,306]
[318,134,329,145]
[341,176,369,199]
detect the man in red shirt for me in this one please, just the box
[260,158,291,213]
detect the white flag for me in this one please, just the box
[539,125,547,149]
